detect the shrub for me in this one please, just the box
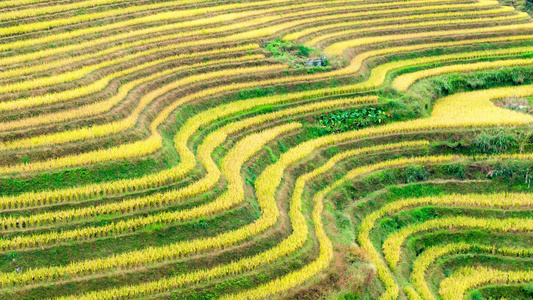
[297,44,310,57]
[472,128,518,155]
[404,165,430,183]
[317,107,391,133]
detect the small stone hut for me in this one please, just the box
[304,55,327,67]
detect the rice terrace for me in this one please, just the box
[4,0,533,299]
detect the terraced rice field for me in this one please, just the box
[1,0,533,299]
